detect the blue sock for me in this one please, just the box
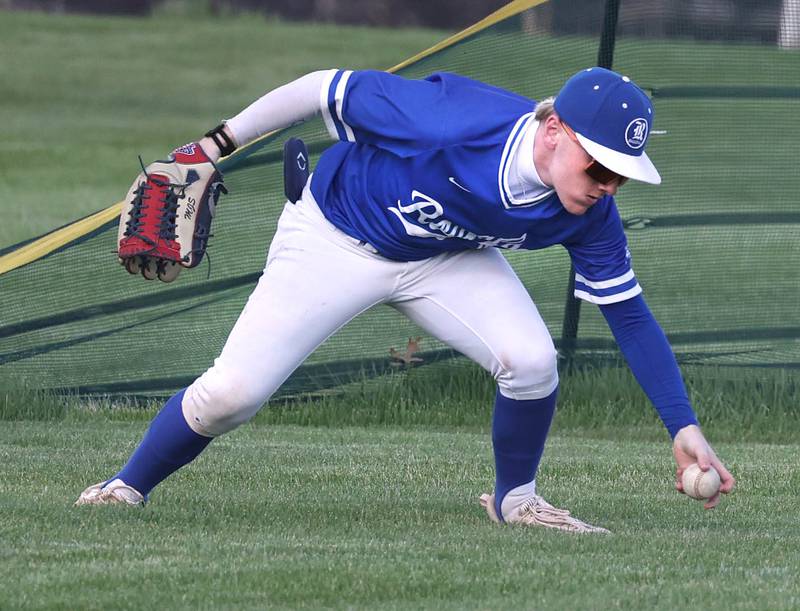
[492,387,558,521]
[114,389,212,498]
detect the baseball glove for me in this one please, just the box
[117,143,227,282]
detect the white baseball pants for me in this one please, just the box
[183,184,558,437]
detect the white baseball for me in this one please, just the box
[681,463,721,500]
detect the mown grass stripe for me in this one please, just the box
[1,422,798,609]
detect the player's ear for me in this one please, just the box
[542,114,561,150]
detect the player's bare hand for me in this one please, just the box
[672,424,735,509]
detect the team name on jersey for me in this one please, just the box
[388,190,526,249]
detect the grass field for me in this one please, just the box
[2,421,799,609]
[1,7,798,609]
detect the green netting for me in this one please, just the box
[1,0,798,401]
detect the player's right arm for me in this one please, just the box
[565,198,735,507]
[599,294,736,509]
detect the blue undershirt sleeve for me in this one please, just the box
[599,294,699,438]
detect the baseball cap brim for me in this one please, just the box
[575,133,662,185]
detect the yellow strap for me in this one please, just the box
[0,203,123,276]
[389,0,550,73]
[226,0,550,163]
[0,0,549,277]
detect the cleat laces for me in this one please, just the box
[516,495,609,533]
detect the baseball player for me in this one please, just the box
[76,67,735,532]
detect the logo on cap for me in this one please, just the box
[625,118,648,150]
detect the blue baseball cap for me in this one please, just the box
[554,67,661,185]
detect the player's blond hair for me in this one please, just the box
[534,96,556,121]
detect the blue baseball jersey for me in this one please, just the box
[310,69,641,305]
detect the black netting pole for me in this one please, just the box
[597,0,621,69]
[559,262,582,373]
[559,0,621,374]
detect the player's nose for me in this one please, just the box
[599,180,619,196]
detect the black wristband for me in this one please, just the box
[204,123,237,157]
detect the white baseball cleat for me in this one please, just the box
[75,478,145,506]
[480,492,610,534]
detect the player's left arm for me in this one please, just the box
[598,295,736,508]
[320,69,531,156]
